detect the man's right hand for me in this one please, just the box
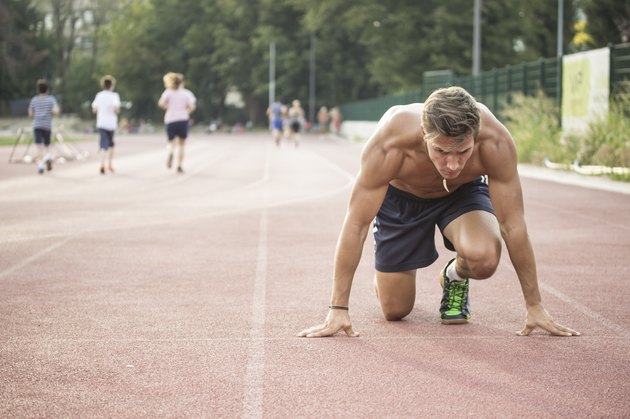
[297,309,359,338]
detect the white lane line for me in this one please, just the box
[0,143,350,278]
[499,259,630,337]
[1,146,356,245]
[303,148,356,181]
[242,145,270,419]
[538,282,630,337]
[0,236,73,281]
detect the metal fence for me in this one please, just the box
[341,42,630,122]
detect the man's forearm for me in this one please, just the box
[505,229,542,306]
[329,223,369,306]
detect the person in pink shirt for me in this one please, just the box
[158,72,196,174]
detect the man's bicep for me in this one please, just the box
[345,118,404,226]
[489,172,526,233]
[346,177,389,227]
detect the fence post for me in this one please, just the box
[556,55,563,117]
[556,55,562,127]
[493,68,499,111]
[507,65,512,105]
[539,58,545,94]
[608,43,615,95]
[523,63,528,96]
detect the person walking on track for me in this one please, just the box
[28,79,60,175]
[91,75,121,174]
[299,86,580,338]
[158,72,196,174]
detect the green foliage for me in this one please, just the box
[578,0,630,46]
[63,53,99,118]
[72,0,588,124]
[577,95,630,168]
[502,92,568,164]
[0,0,624,128]
[502,91,630,181]
[0,0,52,103]
[100,0,164,120]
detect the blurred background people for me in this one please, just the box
[267,96,285,146]
[317,106,329,134]
[287,99,305,147]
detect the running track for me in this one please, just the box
[1,132,629,417]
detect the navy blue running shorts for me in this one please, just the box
[166,120,189,140]
[34,128,52,146]
[373,177,495,273]
[98,128,115,150]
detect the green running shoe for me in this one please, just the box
[439,258,471,324]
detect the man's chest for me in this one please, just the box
[394,153,487,196]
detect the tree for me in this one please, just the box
[11,0,587,123]
[518,0,578,58]
[0,0,51,113]
[579,0,630,46]
[100,0,164,120]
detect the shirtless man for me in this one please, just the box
[298,86,579,338]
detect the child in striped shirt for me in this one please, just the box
[28,79,60,174]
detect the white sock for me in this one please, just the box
[447,260,466,281]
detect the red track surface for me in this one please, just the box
[1,132,629,417]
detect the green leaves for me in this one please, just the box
[6,0,626,128]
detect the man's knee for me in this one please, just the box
[380,302,413,321]
[461,240,501,279]
[374,270,416,321]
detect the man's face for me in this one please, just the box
[425,134,474,180]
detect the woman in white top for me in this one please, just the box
[158,72,196,174]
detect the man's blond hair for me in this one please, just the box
[422,86,480,142]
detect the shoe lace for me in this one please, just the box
[447,280,468,310]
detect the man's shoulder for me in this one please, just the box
[477,105,512,146]
[384,103,422,119]
[384,103,422,133]
[366,104,422,155]
[378,103,421,129]
[476,109,517,178]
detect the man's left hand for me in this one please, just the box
[517,304,580,336]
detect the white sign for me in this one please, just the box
[561,47,610,135]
